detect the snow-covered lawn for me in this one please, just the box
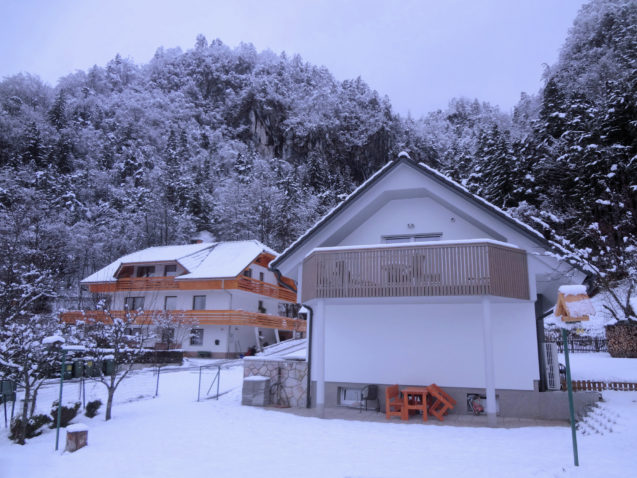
[2,357,637,478]
[559,353,637,382]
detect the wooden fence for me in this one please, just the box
[569,380,637,392]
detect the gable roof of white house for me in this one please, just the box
[271,154,552,270]
[82,240,277,284]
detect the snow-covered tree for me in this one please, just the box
[78,303,153,420]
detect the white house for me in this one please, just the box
[63,240,304,358]
[270,154,597,421]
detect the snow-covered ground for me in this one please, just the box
[559,353,637,382]
[2,357,637,478]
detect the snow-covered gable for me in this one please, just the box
[272,156,550,274]
[81,240,277,283]
[179,240,277,279]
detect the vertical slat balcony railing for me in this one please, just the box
[301,242,529,302]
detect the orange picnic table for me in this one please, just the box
[400,386,429,421]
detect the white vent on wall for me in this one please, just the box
[544,342,561,390]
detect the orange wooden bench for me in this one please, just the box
[385,384,403,420]
[427,383,456,421]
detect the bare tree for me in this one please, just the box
[79,303,153,421]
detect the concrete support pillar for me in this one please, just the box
[254,327,261,352]
[274,329,281,344]
[482,296,497,426]
[315,300,326,418]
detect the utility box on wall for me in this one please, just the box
[241,376,270,406]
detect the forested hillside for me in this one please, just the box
[0,0,635,313]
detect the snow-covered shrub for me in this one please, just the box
[49,401,81,428]
[9,414,51,442]
[85,399,102,418]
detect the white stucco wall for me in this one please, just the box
[340,197,495,246]
[313,300,538,391]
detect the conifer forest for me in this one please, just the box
[0,0,635,314]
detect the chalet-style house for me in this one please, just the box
[270,153,597,421]
[62,240,304,358]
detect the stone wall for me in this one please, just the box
[243,357,308,408]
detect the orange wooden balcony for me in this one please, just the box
[60,309,306,332]
[86,276,297,302]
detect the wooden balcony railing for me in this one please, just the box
[60,309,306,332]
[87,276,297,302]
[301,242,529,302]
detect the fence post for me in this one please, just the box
[197,366,202,402]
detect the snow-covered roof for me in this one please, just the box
[81,240,277,283]
[271,156,549,269]
[558,284,588,297]
[179,241,277,280]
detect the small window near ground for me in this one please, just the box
[193,295,206,310]
[164,296,177,310]
[164,264,177,276]
[339,387,362,406]
[190,328,204,346]
[214,339,220,346]
[124,297,144,310]
[136,266,155,277]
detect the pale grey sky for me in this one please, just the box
[0,0,586,116]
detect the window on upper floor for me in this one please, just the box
[259,271,265,282]
[164,264,177,276]
[382,233,442,244]
[193,295,206,310]
[258,300,266,314]
[243,268,252,278]
[124,296,145,310]
[164,296,177,310]
[136,266,155,277]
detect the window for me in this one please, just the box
[243,268,252,278]
[278,303,300,318]
[339,387,362,406]
[136,266,155,277]
[161,327,174,344]
[164,264,177,276]
[258,300,266,314]
[259,272,265,282]
[124,297,144,310]
[382,233,442,244]
[190,328,204,346]
[193,295,206,310]
[164,296,177,310]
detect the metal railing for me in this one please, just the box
[302,242,529,301]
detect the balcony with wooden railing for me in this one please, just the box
[87,276,296,302]
[301,241,529,302]
[60,309,306,332]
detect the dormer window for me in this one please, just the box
[164,264,177,276]
[136,266,155,278]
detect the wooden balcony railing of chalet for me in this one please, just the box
[60,310,306,332]
[88,276,296,302]
[301,242,529,302]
